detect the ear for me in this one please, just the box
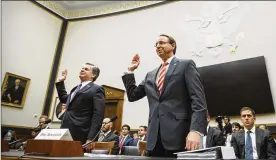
[91,74,96,80]
[171,43,176,49]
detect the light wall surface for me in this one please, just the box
[1,1,62,127]
[55,1,276,129]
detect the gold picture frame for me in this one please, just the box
[1,72,30,108]
[51,97,66,123]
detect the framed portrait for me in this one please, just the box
[1,72,30,108]
[51,97,66,123]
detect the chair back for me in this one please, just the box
[121,146,140,156]
[93,141,115,155]
[138,141,147,156]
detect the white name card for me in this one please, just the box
[35,129,73,141]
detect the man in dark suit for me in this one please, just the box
[203,112,224,148]
[231,107,276,159]
[119,124,133,147]
[6,79,24,104]
[122,34,207,157]
[55,63,105,147]
[97,117,119,155]
[131,125,148,146]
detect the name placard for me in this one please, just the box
[35,129,73,141]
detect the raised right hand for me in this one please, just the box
[59,69,67,81]
[128,54,140,72]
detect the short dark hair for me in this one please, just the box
[232,122,241,129]
[122,124,130,131]
[224,115,230,121]
[240,107,256,117]
[159,34,177,55]
[139,125,148,131]
[85,63,100,82]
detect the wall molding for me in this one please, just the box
[36,1,174,19]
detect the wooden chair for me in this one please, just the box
[138,141,147,156]
[93,141,115,155]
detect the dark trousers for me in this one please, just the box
[147,129,182,158]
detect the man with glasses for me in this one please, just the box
[122,34,207,157]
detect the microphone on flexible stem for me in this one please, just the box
[8,137,27,146]
[32,119,52,133]
[82,116,118,148]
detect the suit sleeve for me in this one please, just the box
[184,60,207,135]
[111,135,119,155]
[230,133,241,159]
[267,132,276,159]
[87,87,105,140]
[122,73,146,102]
[55,81,69,103]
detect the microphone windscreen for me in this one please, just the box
[44,119,52,124]
[110,116,118,122]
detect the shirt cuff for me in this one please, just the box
[191,130,204,136]
[123,70,134,75]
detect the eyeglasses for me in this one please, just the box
[154,41,170,47]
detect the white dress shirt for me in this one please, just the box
[225,134,232,147]
[202,125,209,148]
[244,126,258,159]
[70,80,91,101]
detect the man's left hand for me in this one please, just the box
[185,131,200,151]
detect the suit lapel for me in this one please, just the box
[152,67,161,97]
[255,128,262,157]
[239,131,245,159]
[160,57,179,97]
[70,82,92,103]
[102,132,112,142]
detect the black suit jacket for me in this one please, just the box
[122,57,207,151]
[206,127,225,148]
[7,85,24,104]
[231,128,276,159]
[100,132,119,155]
[56,81,105,144]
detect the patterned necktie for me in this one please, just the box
[70,84,82,101]
[245,130,253,160]
[119,136,125,148]
[157,62,169,93]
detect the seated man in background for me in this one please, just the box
[258,124,269,132]
[119,124,133,154]
[202,111,224,148]
[21,115,50,149]
[225,122,241,147]
[31,115,50,138]
[96,117,119,155]
[231,107,276,159]
[131,125,148,146]
[132,133,139,139]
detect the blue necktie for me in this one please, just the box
[245,130,253,160]
[70,84,82,101]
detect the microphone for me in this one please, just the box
[82,116,118,148]
[32,119,52,133]
[109,116,118,123]
[43,119,52,124]
[8,137,27,146]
